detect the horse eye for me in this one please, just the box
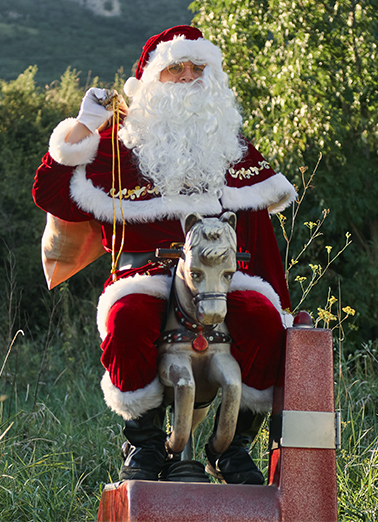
[190,271,202,280]
[224,272,233,281]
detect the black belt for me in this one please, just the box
[119,251,158,269]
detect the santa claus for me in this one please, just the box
[33,25,296,484]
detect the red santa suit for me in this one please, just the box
[33,25,297,422]
[33,118,296,419]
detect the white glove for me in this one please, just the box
[77,88,113,133]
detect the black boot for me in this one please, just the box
[205,407,265,484]
[120,405,167,481]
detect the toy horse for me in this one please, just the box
[157,212,247,462]
[99,213,339,517]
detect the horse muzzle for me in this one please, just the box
[194,292,227,325]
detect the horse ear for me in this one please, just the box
[220,211,237,231]
[184,213,203,235]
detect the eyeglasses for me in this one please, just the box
[165,62,207,77]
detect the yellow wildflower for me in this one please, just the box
[309,263,322,274]
[342,306,356,316]
[317,308,337,322]
[304,221,317,230]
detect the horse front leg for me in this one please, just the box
[158,352,195,455]
[207,352,242,455]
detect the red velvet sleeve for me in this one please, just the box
[32,153,93,222]
[237,209,291,311]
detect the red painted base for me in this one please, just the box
[97,481,280,522]
[97,326,339,522]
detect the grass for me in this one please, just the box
[335,344,378,521]
[0,317,123,521]
[0,383,122,521]
[1,326,377,521]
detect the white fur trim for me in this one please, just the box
[221,173,297,214]
[69,167,295,224]
[229,272,282,313]
[70,165,222,224]
[240,384,273,413]
[97,273,172,340]
[142,35,224,84]
[101,372,164,420]
[281,311,294,328]
[124,77,142,97]
[49,118,100,166]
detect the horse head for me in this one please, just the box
[175,211,237,326]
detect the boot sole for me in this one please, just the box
[205,460,265,485]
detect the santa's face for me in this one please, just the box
[159,61,207,83]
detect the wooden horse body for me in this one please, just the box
[157,212,242,456]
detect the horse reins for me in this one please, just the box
[157,282,233,352]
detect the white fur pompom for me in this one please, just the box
[124,77,142,98]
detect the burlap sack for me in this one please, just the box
[41,213,105,289]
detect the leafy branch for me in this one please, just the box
[276,154,352,314]
[277,152,323,282]
[292,232,352,315]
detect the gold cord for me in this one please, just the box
[110,96,126,281]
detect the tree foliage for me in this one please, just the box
[0,67,110,351]
[0,2,377,351]
[190,0,378,344]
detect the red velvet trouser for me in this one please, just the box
[100,290,284,394]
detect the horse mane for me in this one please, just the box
[184,218,237,267]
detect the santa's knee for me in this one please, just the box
[101,372,164,421]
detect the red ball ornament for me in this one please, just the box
[192,332,208,351]
[293,310,313,327]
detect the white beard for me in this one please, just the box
[118,72,246,198]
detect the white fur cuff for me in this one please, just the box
[97,273,172,340]
[240,384,273,413]
[49,118,101,166]
[101,373,164,420]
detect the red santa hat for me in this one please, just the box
[124,25,224,97]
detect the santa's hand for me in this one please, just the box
[76,88,113,133]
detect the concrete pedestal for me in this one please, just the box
[98,481,280,522]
